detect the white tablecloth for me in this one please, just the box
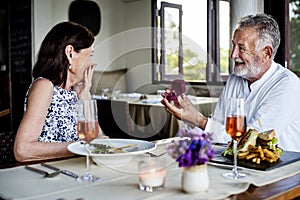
[1,143,299,200]
[120,95,218,138]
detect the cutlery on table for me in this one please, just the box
[146,152,167,157]
[25,166,62,178]
[212,142,229,147]
[114,144,137,150]
[41,163,78,178]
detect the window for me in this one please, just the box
[152,0,231,84]
[219,1,230,77]
[289,0,300,76]
[159,2,183,81]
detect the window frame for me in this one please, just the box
[152,0,229,85]
[160,2,183,81]
[152,0,293,84]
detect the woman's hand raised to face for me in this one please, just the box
[74,64,96,100]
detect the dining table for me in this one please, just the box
[94,93,219,139]
[1,138,299,200]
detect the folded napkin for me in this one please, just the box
[118,93,142,98]
[92,95,109,100]
[141,99,162,104]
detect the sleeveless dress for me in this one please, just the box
[24,78,80,142]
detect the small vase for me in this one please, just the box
[181,164,209,193]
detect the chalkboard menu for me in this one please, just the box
[10,0,32,129]
[10,0,31,73]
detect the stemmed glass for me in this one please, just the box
[222,98,247,179]
[77,99,101,183]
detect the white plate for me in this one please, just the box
[68,139,157,166]
[68,139,156,156]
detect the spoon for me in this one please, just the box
[25,166,61,178]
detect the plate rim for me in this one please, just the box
[67,138,157,157]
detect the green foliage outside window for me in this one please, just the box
[290,0,300,76]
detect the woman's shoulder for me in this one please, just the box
[32,77,53,88]
[28,78,54,96]
[25,78,55,109]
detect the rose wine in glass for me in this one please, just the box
[223,98,247,179]
[77,99,101,183]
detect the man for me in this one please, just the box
[162,13,300,152]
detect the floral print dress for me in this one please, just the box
[24,78,79,142]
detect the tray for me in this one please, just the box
[211,146,300,171]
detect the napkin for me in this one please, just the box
[141,99,162,104]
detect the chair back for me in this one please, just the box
[0,131,16,167]
[96,99,133,139]
[0,108,12,134]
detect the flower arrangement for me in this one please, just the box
[166,127,215,168]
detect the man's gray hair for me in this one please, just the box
[236,13,281,58]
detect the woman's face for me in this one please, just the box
[70,46,94,82]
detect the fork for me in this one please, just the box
[25,166,62,178]
[146,152,167,157]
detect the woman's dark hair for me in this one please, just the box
[33,21,95,87]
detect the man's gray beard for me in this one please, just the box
[234,66,248,77]
[234,64,261,79]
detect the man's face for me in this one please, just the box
[230,27,265,81]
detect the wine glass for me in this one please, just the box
[77,99,101,183]
[222,98,247,179]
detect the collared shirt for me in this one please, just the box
[205,61,300,152]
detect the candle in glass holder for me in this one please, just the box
[138,157,167,192]
[139,168,166,187]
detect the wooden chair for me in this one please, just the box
[0,131,16,167]
[0,109,10,118]
[0,109,17,167]
[0,108,11,133]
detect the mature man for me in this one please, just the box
[162,13,300,152]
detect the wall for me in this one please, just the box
[123,0,152,92]
[33,0,264,94]
[229,0,264,70]
[33,0,152,92]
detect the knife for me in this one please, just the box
[41,163,79,178]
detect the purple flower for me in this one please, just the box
[166,127,215,167]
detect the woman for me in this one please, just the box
[14,21,106,162]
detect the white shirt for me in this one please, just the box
[205,61,300,152]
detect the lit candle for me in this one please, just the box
[139,168,166,187]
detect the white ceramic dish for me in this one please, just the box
[68,139,156,166]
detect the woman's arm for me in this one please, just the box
[14,79,75,162]
[73,64,106,137]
